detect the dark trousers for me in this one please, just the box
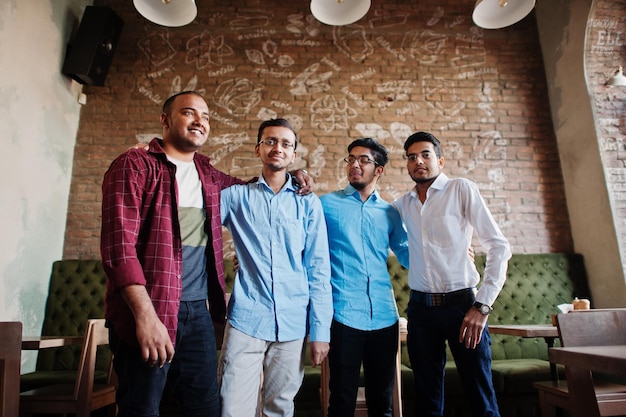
[327,320,399,417]
[407,295,500,417]
[110,300,220,417]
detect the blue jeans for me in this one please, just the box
[407,295,500,417]
[110,300,220,417]
[327,320,398,417]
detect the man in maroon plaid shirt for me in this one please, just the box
[101,91,311,417]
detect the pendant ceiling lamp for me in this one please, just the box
[133,0,197,27]
[606,66,626,86]
[310,0,371,26]
[472,0,536,29]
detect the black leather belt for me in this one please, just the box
[410,288,476,307]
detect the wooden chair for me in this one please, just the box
[320,325,403,417]
[0,322,22,417]
[533,309,626,417]
[19,319,117,417]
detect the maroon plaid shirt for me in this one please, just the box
[101,138,244,346]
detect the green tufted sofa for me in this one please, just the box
[20,259,110,392]
[390,253,592,417]
[24,254,591,417]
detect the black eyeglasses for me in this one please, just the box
[343,156,379,166]
[259,138,295,149]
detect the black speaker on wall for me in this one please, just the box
[62,6,124,86]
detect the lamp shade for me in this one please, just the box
[133,0,197,27]
[310,0,371,26]
[472,0,536,29]
[607,66,626,86]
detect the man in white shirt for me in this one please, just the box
[392,131,511,417]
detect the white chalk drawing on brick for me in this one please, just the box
[170,75,206,97]
[402,30,448,65]
[257,107,278,121]
[212,78,263,117]
[310,95,358,132]
[136,133,161,143]
[271,100,293,112]
[308,145,327,178]
[389,122,414,145]
[376,36,406,62]
[462,131,507,174]
[478,82,496,124]
[341,87,368,108]
[351,67,377,81]
[283,114,304,132]
[186,30,234,69]
[377,80,415,102]
[290,63,333,96]
[354,122,413,147]
[286,13,321,37]
[368,10,408,29]
[207,132,249,165]
[446,15,466,29]
[396,103,421,116]
[422,78,466,117]
[229,10,273,30]
[443,141,463,160]
[333,24,374,63]
[355,123,392,141]
[321,56,341,71]
[246,40,295,67]
[451,45,487,68]
[138,31,177,67]
[427,7,445,26]
[209,110,240,129]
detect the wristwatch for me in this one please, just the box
[473,301,493,315]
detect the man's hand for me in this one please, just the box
[135,314,175,368]
[290,169,315,195]
[121,285,175,367]
[309,341,330,367]
[459,307,488,349]
[131,142,149,151]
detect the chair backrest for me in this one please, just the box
[0,321,22,417]
[73,319,111,413]
[556,308,626,347]
[37,260,107,373]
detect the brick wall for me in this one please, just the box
[586,0,626,272]
[63,0,574,259]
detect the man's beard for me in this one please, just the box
[350,181,366,190]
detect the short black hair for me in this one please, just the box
[257,118,298,150]
[403,131,442,157]
[348,137,389,167]
[162,91,207,115]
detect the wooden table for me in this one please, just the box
[548,345,626,417]
[489,324,560,380]
[21,335,84,350]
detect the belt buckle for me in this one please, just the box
[431,293,444,307]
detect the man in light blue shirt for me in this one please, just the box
[320,138,409,417]
[219,118,332,417]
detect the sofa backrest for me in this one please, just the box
[36,260,109,373]
[389,253,592,362]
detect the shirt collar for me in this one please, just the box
[342,183,381,202]
[258,172,299,192]
[409,173,449,199]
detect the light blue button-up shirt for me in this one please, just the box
[321,185,409,331]
[221,174,332,343]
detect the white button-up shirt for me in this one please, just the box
[392,173,511,306]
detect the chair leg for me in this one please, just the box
[537,391,558,417]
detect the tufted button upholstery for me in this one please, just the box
[20,260,109,392]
